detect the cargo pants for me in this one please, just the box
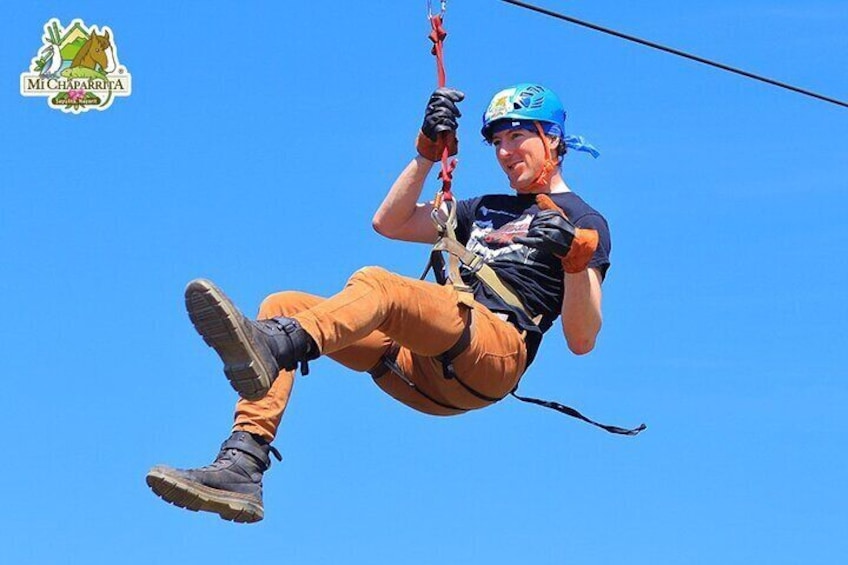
[233,266,528,441]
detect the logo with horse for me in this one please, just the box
[20,18,132,113]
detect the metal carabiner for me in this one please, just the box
[430,207,447,233]
[426,0,447,19]
[430,196,457,234]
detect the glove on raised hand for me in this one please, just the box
[515,207,600,274]
[416,87,464,162]
[515,209,576,258]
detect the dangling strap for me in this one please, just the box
[511,390,647,436]
[368,326,645,435]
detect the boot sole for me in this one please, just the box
[185,279,273,401]
[146,466,264,523]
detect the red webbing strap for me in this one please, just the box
[429,14,447,88]
[531,121,557,189]
[428,11,456,202]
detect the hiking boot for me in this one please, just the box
[185,279,318,400]
[146,431,282,523]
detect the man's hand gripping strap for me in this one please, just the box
[416,130,458,163]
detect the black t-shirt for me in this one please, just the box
[454,191,611,367]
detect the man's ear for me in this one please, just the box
[548,135,561,157]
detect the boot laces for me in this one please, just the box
[194,447,239,472]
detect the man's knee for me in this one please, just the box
[346,266,394,288]
[257,291,314,319]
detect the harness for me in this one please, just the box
[368,1,645,436]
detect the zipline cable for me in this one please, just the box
[500,0,848,109]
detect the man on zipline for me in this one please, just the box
[147,83,611,522]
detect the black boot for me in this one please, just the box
[146,431,282,523]
[184,279,319,400]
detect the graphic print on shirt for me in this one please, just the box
[466,210,536,264]
[479,205,519,220]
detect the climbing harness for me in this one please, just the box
[369,1,644,436]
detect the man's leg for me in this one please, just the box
[149,272,527,521]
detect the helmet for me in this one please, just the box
[481,83,566,141]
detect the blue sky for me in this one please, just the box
[2,1,847,563]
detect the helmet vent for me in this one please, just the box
[517,85,546,110]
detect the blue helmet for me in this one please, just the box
[481,83,566,141]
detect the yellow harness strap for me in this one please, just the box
[431,200,541,324]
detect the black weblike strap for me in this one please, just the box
[441,319,472,363]
[368,343,471,413]
[369,322,645,435]
[441,317,644,435]
[511,390,647,436]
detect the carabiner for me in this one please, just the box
[427,0,447,19]
[430,197,457,234]
[430,207,447,233]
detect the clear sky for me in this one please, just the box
[2,1,847,563]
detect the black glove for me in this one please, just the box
[421,87,464,141]
[514,209,576,258]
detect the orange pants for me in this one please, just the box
[233,266,528,441]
